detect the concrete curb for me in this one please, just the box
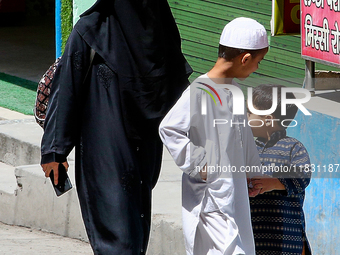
[0,119,42,166]
[13,163,88,241]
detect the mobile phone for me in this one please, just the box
[49,163,72,196]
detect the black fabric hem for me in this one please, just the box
[41,152,67,165]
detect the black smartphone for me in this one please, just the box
[49,163,72,196]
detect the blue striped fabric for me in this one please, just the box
[250,130,312,255]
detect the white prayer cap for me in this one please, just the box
[219,17,269,50]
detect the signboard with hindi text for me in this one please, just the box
[301,0,340,67]
[271,0,300,36]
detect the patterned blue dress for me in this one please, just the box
[249,130,312,255]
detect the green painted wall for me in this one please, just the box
[168,0,338,87]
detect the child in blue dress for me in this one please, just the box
[248,84,312,255]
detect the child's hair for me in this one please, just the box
[218,45,266,61]
[251,84,298,128]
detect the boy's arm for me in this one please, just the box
[251,176,286,194]
[278,142,312,196]
[243,122,262,177]
[159,88,207,180]
[252,142,311,196]
[243,117,263,195]
[279,142,312,196]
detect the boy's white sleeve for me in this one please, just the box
[244,124,262,178]
[159,88,206,179]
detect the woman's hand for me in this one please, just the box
[41,161,69,185]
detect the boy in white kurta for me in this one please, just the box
[159,18,269,255]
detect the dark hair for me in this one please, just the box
[218,45,266,61]
[251,84,298,128]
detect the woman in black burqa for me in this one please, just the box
[40,0,192,254]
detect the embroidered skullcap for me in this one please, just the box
[219,17,269,50]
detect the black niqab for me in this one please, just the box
[75,0,192,138]
[79,0,187,77]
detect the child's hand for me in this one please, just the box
[248,187,261,197]
[199,164,207,181]
[251,176,285,194]
[247,178,261,197]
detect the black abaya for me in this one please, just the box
[41,1,192,254]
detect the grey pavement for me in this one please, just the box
[0,222,92,255]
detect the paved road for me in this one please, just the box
[0,222,92,255]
